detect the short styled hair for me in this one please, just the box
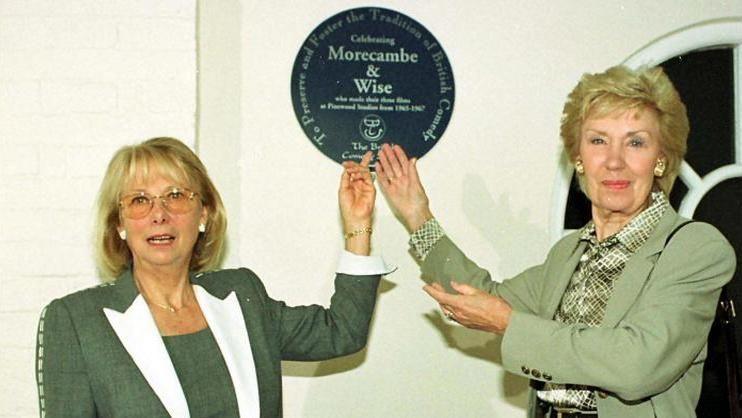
[95,137,227,279]
[560,65,689,195]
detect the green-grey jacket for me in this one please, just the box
[421,207,735,418]
[36,268,380,417]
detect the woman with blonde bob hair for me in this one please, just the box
[376,65,735,417]
[561,65,689,196]
[36,137,392,417]
[96,137,228,279]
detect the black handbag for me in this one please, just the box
[667,221,741,418]
[718,286,741,418]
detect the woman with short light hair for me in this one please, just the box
[377,65,735,417]
[36,137,391,417]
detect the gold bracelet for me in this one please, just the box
[344,227,372,240]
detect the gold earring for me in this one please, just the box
[654,159,666,177]
[574,160,585,175]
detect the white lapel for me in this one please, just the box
[194,285,260,418]
[103,296,190,418]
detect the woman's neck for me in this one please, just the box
[591,201,651,241]
[592,214,630,241]
[132,263,193,309]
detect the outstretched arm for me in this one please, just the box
[375,143,434,233]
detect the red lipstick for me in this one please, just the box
[602,180,630,190]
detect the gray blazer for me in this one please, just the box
[421,207,736,418]
[36,268,380,417]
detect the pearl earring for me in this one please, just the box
[119,230,127,240]
[198,223,206,233]
[654,159,666,177]
[574,160,585,175]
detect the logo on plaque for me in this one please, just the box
[291,7,455,165]
[359,114,385,142]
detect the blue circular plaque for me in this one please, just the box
[291,7,455,165]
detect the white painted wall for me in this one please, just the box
[198,1,742,417]
[0,1,196,417]
[2,1,742,417]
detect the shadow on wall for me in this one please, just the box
[411,172,549,409]
[422,310,529,405]
[462,173,550,278]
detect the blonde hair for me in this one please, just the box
[95,137,227,279]
[560,65,689,195]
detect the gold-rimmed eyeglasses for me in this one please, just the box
[119,187,200,219]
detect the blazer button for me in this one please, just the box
[531,369,542,379]
[521,366,531,375]
[543,373,552,381]
[597,391,608,399]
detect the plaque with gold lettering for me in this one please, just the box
[291,7,455,165]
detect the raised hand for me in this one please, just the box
[423,282,512,334]
[340,151,375,255]
[375,143,434,232]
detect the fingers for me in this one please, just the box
[339,165,351,190]
[342,167,364,184]
[375,155,388,182]
[376,144,394,181]
[342,151,373,170]
[408,157,421,183]
[391,144,410,176]
[375,145,398,191]
[343,155,373,184]
[423,283,457,306]
[359,150,373,168]
[386,144,405,179]
[440,304,456,321]
[379,143,404,179]
[375,143,418,185]
[356,151,374,184]
[429,282,446,292]
[424,282,467,322]
[449,281,480,296]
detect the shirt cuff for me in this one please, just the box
[336,250,396,275]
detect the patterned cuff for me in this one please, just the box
[409,218,445,260]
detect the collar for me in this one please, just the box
[578,191,669,253]
[102,269,260,418]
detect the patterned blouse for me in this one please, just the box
[409,191,669,410]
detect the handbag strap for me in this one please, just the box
[664,220,741,417]
[663,220,696,247]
